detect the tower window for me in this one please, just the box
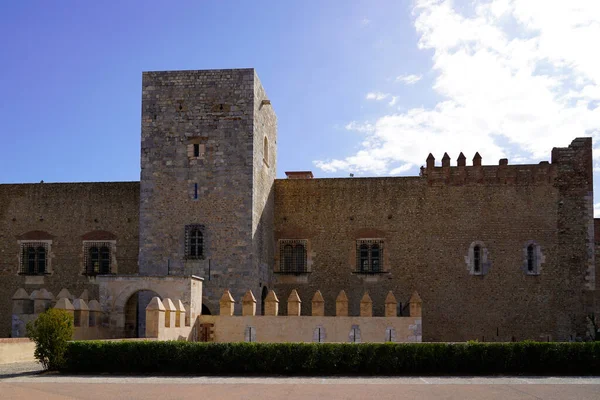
[185,224,205,260]
[193,144,200,157]
[355,239,385,274]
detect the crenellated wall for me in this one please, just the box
[146,288,423,343]
[274,138,595,342]
[11,287,111,340]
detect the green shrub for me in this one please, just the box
[26,308,74,370]
[61,341,600,376]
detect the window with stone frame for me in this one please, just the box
[355,239,384,273]
[522,241,543,275]
[279,239,308,273]
[187,138,206,160]
[19,242,50,275]
[465,241,491,275]
[185,224,205,260]
[83,241,114,275]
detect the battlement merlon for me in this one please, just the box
[421,137,592,187]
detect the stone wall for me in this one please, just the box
[197,315,421,343]
[0,182,139,337]
[252,73,277,309]
[0,338,35,364]
[273,138,594,342]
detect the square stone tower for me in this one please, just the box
[139,69,277,314]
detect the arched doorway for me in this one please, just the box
[201,304,212,315]
[123,290,160,338]
[261,286,268,315]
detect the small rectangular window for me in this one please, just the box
[193,144,200,157]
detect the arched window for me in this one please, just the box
[263,136,269,166]
[523,241,542,275]
[278,240,308,273]
[473,245,481,273]
[293,245,306,272]
[85,242,113,275]
[359,244,369,272]
[26,247,36,274]
[283,244,294,272]
[89,246,99,274]
[371,244,380,272]
[356,239,385,273]
[20,243,48,275]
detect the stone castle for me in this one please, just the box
[1,68,598,342]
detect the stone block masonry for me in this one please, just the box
[139,69,276,316]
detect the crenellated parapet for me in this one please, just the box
[11,288,108,340]
[191,288,423,343]
[143,296,193,340]
[420,138,592,187]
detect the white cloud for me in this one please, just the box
[316,0,600,179]
[389,163,414,175]
[361,18,371,26]
[396,74,422,85]
[366,92,390,101]
[388,96,399,106]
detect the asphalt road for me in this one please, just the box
[1,363,600,400]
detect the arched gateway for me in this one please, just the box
[96,275,203,338]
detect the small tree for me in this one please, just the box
[26,308,74,370]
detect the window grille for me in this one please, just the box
[185,225,205,260]
[19,242,49,275]
[279,239,307,273]
[355,239,384,273]
[84,242,112,275]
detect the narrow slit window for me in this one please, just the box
[473,245,481,273]
[194,183,198,200]
[527,244,535,273]
[193,144,200,157]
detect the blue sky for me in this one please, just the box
[0,0,422,182]
[1,0,600,212]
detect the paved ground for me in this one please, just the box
[2,362,600,399]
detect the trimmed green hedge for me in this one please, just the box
[62,341,600,376]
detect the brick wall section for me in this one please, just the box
[0,182,139,337]
[273,139,594,342]
[139,69,273,314]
